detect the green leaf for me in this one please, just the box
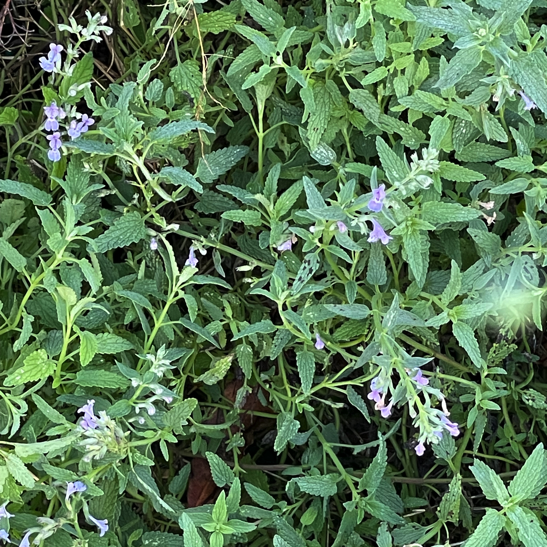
[163,398,198,432]
[80,331,97,366]
[197,11,236,34]
[0,238,27,273]
[403,230,428,289]
[462,509,505,547]
[453,322,484,369]
[206,452,234,487]
[283,309,311,338]
[375,0,415,21]
[507,506,547,547]
[441,260,462,305]
[346,386,370,422]
[0,179,52,205]
[456,142,511,162]
[510,51,547,116]
[148,120,213,143]
[196,146,249,184]
[490,178,530,194]
[375,137,408,184]
[6,454,35,488]
[180,318,220,348]
[508,443,547,501]
[275,180,303,217]
[93,212,147,253]
[221,210,262,226]
[95,333,134,354]
[31,393,67,424]
[75,369,130,389]
[65,139,115,155]
[470,459,509,502]
[13,312,34,352]
[179,514,205,547]
[438,474,461,523]
[244,483,275,509]
[236,343,253,378]
[362,66,388,86]
[170,61,202,100]
[421,201,481,224]
[241,0,285,33]
[359,440,386,495]
[296,351,314,395]
[438,162,486,182]
[495,156,535,173]
[292,254,320,295]
[437,47,482,89]
[274,412,300,452]
[294,474,339,497]
[233,320,277,340]
[324,304,370,320]
[307,84,332,150]
[0,106,19,126]
[5,349,55,386]
[303,176,326,210]
[158,167,203,193]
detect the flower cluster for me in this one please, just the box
[367,353,459,456]
[43,102,94,163]
[77,400,128,462]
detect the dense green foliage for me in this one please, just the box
[1,0,547,545]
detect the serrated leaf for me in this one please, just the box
[95,333,134,354]
[456,142,511,162]
[196,146,249,184]
[245,483,275,509]
[233,320,277,340]
[375,136,408,184]
[5,349,55,386]
[0,179,52,205]
[324,304,370,320]
[294,474,339,497]
[508,443,547,501]
[453,321,484,369]
[241,0,285,33]
[80,331,97,366]
[197,11,236,34]
[507,506,547,547]
[438,474,461,523]
[75,369,130,389]
[6,454,35,488]
[296,351,314,394]
[0,238,27,273]
[510,51,547,116]
[148,120,213,143]
[470,459,509,502]
[464,509,505,547]
[158,166,203,193]
[346,386,370,422]
[180,318,220,348]
[421,201,481,224]
[93,212,147,253]
[438,162,485,182]
[221,210,262,226]
[495,156,535,173]
[206,452,234,487]
[274,412,299,452]
[359,441,386,495]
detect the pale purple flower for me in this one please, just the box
[47,149,61,162]
[415,441,425,456]
[67,120,82,139]
[185,246,198,267]
[44,102,61,131]
[39,56,55,72]
[277,239,292,252]
[78,114,94,133]
[66,481,87,500]
[367,219,392,245]
[0,503,13,520]
[518,90,536,111]
[337,221,348,233]
[39,44,63,72]
[315,333,325,350]
[150,238,158,251]
[0,530,9,543]
[47,132,62,150]
[19,532,31,547]
[368,184,386,212]
[49,44,64,62]
[89,516,108,537]
[410,369,429,387]
[77,400,98,430]
[440,415,460,437]
[367,377,383,403]
[380,401,393,418]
